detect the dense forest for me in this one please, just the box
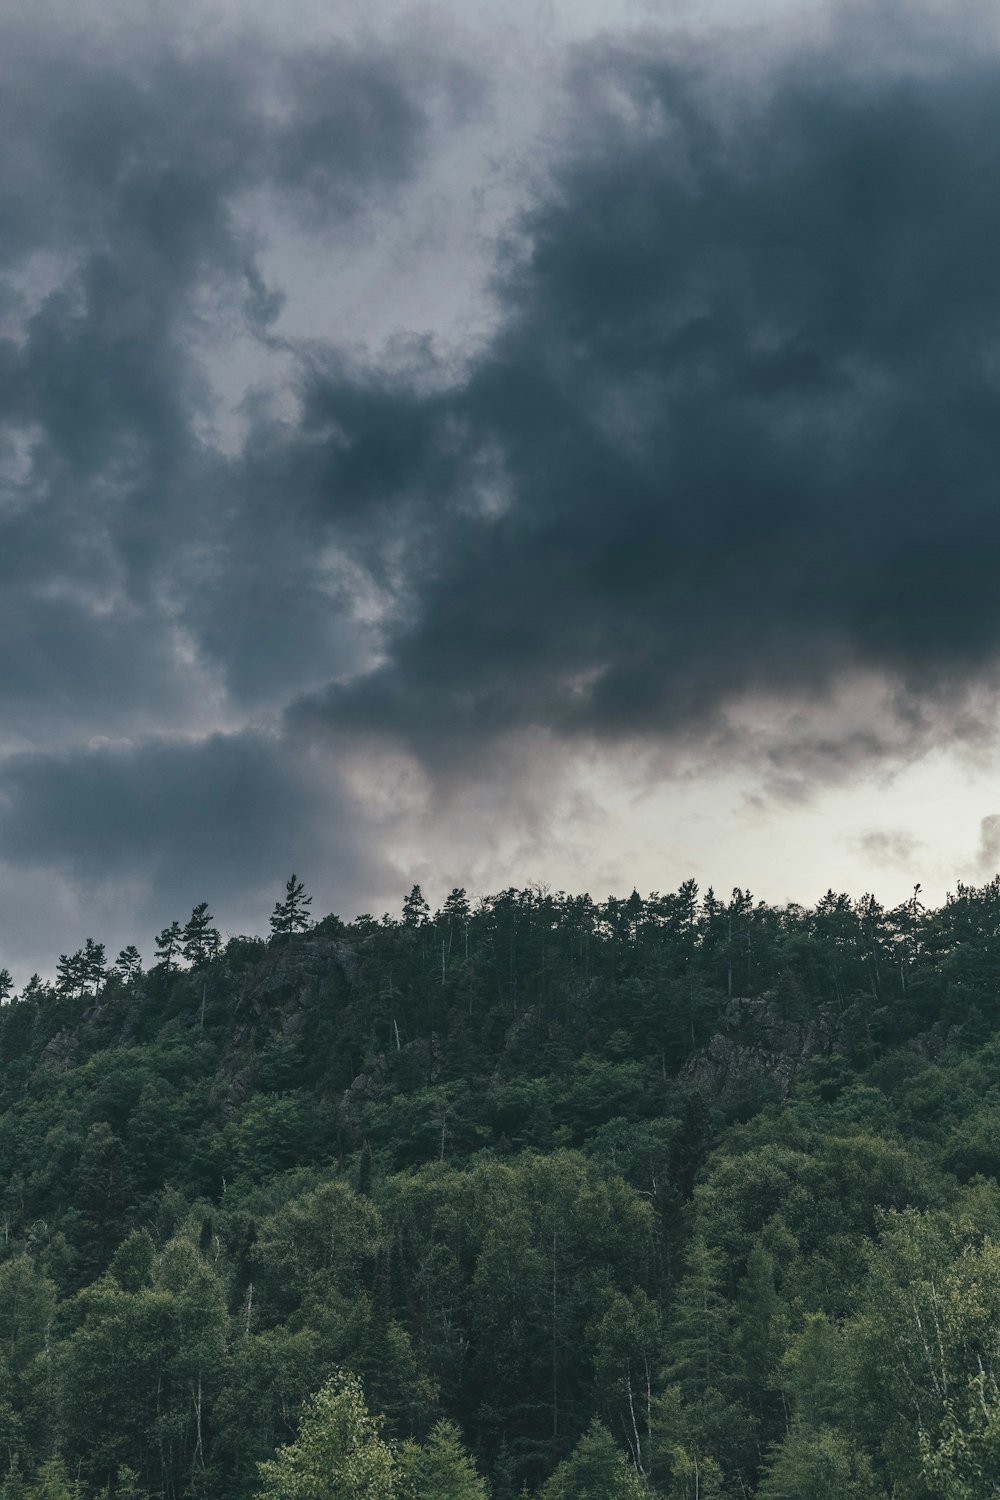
[2,875,1000,1497]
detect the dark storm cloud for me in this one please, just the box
[10,5,1000,970]
[0,16,461,735]
[292,40,1000,771]
[0,9,466,964]
[0,730,385,921]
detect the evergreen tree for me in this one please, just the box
[55,949,87,1000]
[82,938,106,996]
[113,946,143,984]
[111,1469,149,1500]
[439,889,472,957]
[402,885,430,929]
[270,876,313,942]
[153,921,183,973]
[734,1243,786,1415]
[23,1459,75,1500]
[182,904,222,967]
[0,969,11,1004]
[538,1419,649,1500]
[779,1314,843,1430]
[398,1419,488,1500]
[18,973,49,1003]
[664,1234,733,1396]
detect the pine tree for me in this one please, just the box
[270,876,313,943]
[55,948,87,999]
[402,885,430,929]
[153,921,183,973]
[82,938,106,996]
[0,969,11,1005]
[398,1419,489,1500]
[24,1458,75,1500]
[734,1243,786,1411]
[663,1234,734,1395]
[439,889,472,961]
[182,903,222,967]
[538,1419,649,1500]
[113,946,143,984]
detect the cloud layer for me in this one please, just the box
[3,3,1000,969]
[300,43,1000,773]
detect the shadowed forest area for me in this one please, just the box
[2,876,1000,1496]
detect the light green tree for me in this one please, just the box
[255,1371,395,1500]
[0,1460,80,1500]
[24,1460,76,1500]
[919,1370,1000,1498]
[756,1427,880,1500]
[649,1386,730,1500]
[846,1193,1000,1491]
[777,1314,843,1430]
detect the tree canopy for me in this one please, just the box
[0,876,999,1496]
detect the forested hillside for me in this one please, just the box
[3,877,1000,1498]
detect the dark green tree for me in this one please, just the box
[182,904,221,967]
[153,920,183,973]
[113,946,143,984]
[397,1419,488,1500]
[270,876,313,942]
[82,938,106,996]
[55,949,87,999]
[17,973,49,1003]
[538,1419,649,1500]
[402,885,430,929]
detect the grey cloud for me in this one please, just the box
[0,15,463,740]
[0,10,476,971]
[858,829,922,866]
[9,3,1000,970]
[288,36,1000,778]
[269,51,431,228]
[975,814,1000,876]
[0,730,385,932]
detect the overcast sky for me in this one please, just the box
[2,0,1000,977]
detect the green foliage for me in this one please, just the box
[919,1371,1000,1497]
[270,877,313,942]
[397,1420,488,1500]
[182,905,221,968]
[756,1428,880,1500]
[846,1192,1000,1492]
[254,1371,395,1500]
[6,878,1000,1496]
[777,1314,843,1430]
[537,1419,648,1500]
[153,921,183,973]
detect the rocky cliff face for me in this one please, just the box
[683,995,839,1104]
